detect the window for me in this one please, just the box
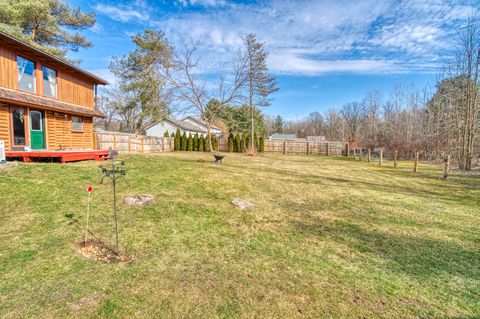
[12,108,26,145]
[72,116,83,132]
[17,56,36,93]
[30,111,42,131]
[42,66,57,98]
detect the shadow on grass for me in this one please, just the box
[290,212,480,281]
[220,162,480,206]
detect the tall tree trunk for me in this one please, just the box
[249,66,254,151]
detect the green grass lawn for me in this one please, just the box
[0,152,479,318]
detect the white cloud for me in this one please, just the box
[177,0,226,7]
[96,0,479,76]
[94,1,150,23]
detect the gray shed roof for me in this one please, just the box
[269,134,297,140]
[183,116,222,131]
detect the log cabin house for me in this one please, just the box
[0,31,109,163]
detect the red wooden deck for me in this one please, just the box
[6,150,110,164]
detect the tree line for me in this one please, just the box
[281,16,480,170]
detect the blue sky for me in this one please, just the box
[66,0,478,119]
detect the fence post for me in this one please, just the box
[394,150,398,168]
[306,141,309,155]
[283,141,286,155]
[379,148,383,165]
[368,148,371,162]
[353,148,356,159]
[113,133,117,150]
[413,151,419,172]
[141,136,144,154]
[128,135,131,154]
[346,145,350,157]
[443,155,450,179]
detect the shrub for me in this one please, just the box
[245,134,251,152]
[174,129,181,150]
[234,133,241,152]
[187,133,193,151]
[259,136,265,153]
[181,132,187,150]
[170,132,175,138]
[193,133,199,151]
[163,131,170,137]
[227,133,234,152]
[240,134,246,152]
[199,135,204,152]
[205,136,211,152]
[254,132,259,149]
[212,135,218,151]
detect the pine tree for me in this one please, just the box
[259,136,265,153]
[193,133,199,151]
[243,33,279,150]
[164,130,169,137]
[228,133,234,152]
[181,132,187,150]
[174,129,181,150]
[187,133,193,151]
[254,132,259,149]
[171,132,175,138]
[0,0,96,58]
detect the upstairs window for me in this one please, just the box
[42,66,57,98]
[72,116,83,132]
[17,56,36,93]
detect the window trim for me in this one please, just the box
[29,110,43,132]
[16,55,37,94]
[10,106,28,147]
[41,65,58,99]
[71,116,84,133]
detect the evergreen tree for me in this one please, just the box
[187,133,193,151]
[243,33,279,150]
[174,128,181,150]
[240,134,245,153]
[259,136,265,153]
[171,132,175,138]
[205,137,211,152]
[181,132,187,150]
[274,115,284,133]
[245,134,251,151]
[199,135,204,152]
[228,133,234,152]
[254,132,259,149]
[0,0,96,58]
[211,135,218,151]
[234,133,241,152]
[164,130,169,137]
[193,133,199,151]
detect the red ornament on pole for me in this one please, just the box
[87,186,93,193]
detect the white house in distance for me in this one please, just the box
[146,116,223,138]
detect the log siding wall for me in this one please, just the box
[0,40,96,108]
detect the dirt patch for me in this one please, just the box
[70,292,103,311]
[196,159,207,163]
[75,238,136,264]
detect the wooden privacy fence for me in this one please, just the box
[95,131,174,154]
[217,138,347,156]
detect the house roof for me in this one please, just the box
[269,134,297,140]
[0,87,105,117]
[146,117,208,133]
[183,116,222,131]
[0,31,108,85]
